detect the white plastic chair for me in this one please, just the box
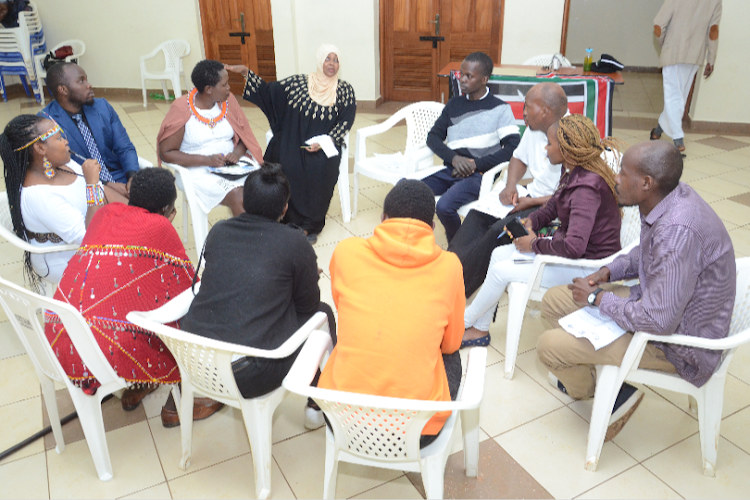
[522,54,573,68]
[503,151,634,379]
[353,101,446,218]
[453,162,509,218]
[137,156,154,169]
[585,257,750,476]
[283,330,487,499]
[0,191,79,296]
[266,130,351,223]
[127,284,329,500]
[34,39,85,106]
[140,40,191,108]
[0,274,134,481]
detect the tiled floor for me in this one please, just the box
[2,73,750,499]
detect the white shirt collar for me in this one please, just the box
[466,87,490,100]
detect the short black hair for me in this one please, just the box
[383,179,435,226]
[191,59,225,92]
[128,167,177,214]
[46,62,76,99]
[243,163,290,220]
[636,141,683,195]
[463,52,493,78]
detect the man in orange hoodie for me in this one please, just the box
[318,180,465,446]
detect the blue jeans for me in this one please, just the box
[422,168,482,242]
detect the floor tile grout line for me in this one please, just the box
[570,462,641,500]
[345,473,409,500]
[485,404,569,441]
[272,454,298,499]
[141,411,171,499]
[640,461,687,500]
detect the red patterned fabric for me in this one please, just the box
[45,203,196,394]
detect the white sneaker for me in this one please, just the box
[304,406,325,430]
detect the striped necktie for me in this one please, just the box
[71,113,115,183]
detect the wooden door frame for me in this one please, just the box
[560,0,571,56]
[379,0,507,101]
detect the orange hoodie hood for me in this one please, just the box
[367,218,443,268]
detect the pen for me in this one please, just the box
[497,230,507,240]
[71,151,88,163]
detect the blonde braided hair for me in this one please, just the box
[556,114,623,205]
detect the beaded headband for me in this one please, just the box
[13,123,61,152]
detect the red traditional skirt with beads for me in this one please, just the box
[45,242,196,395]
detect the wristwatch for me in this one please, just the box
[587,287,604,306]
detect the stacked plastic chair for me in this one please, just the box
[0,0,45,103]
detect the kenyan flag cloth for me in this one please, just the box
[449,71,615,138]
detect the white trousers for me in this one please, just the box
[464,245,591,331]
[658,63,699,141]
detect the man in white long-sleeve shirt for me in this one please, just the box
[650,0,721,152]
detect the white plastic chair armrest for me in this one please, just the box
[479,162,509,198]
[127,283,200,324]
[457,347,487,408]
[408,145,435,164]
[635,328,750,351]
[140,46,163,63]
[0,225,79,254]
[283,329,334,390]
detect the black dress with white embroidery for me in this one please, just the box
[242,71,356,234]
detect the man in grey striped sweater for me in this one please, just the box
[423,52,520,242]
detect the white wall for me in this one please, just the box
[270,0,380,101]
[34,0,204,89]
[691,0,750,124]
[501,0,565,64]
[565,0,661,67]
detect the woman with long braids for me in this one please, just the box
[0,115,127,290]
[461,114,623,347]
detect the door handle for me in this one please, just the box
[428,14,440,36]
[232,12,246,32]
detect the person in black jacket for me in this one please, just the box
[181,163,336,429]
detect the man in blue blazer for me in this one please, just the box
[43,62,139,196]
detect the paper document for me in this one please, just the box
[306,135,338,158]
[511,249,535,264]
[472,182,529,219]
[558,307,627,350]
[207,163,260,176]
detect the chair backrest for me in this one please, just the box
[620,206,640,248]
[401,101,445,154]
[0,274,125,392]
[156,40,191,72]
[522,54,573,67]
[0,191,15,234]
[52,39,85,60]
[729,258,750,339]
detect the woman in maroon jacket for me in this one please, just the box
[462,114,622,347]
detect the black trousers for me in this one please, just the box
[232,303,337,399]
[448,207,538,297]
[418,350,463,448]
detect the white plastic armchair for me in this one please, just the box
[353,101,445,218]
[266,130,352,222]
[283,330,487,499]
[140,39,191,108]
[452,162,509,218]
[137,156,154,169]
[503,204,640,379]
[0,191,79,296]
[522,54,573,68]
[0,274,132,481]
[127,284,329,500]
[34,39,85,105]
[584,257,750,476]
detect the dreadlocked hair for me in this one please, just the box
[556,114,623,214]
[0,114,48,293]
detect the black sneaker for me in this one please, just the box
[606,383,644,441]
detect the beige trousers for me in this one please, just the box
[537,284,677,400]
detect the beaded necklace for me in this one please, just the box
[188,88,228,129]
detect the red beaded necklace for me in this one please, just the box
[188,88,228,129]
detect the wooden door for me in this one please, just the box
[198,0,276,96]
[381,0,504,102]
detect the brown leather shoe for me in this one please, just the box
[121,386,158,412]
[160,392,224,428]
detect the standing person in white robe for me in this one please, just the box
[650,0,721,153]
